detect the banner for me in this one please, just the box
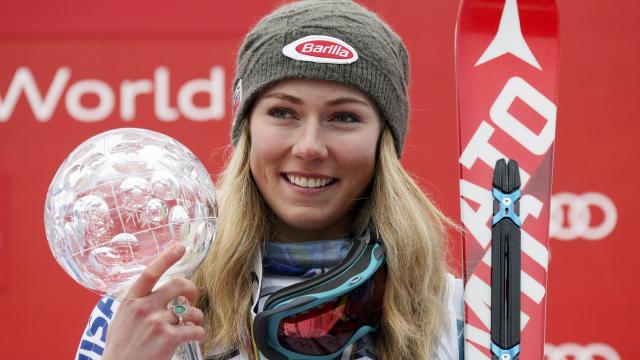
[0,0,637,358]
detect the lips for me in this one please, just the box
[284,173,337,188]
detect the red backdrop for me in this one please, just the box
[0,0,636,359]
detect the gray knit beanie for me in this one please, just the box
[231,0,410,156]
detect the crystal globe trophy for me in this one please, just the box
[44,128,217,360]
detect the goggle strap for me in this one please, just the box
[263,239,367,310]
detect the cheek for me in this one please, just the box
[336,135,378,182]
[250,117,283,155]
[249,123,267,186]
[248,149,260,183]
[249,121,284,187]
[352,130,379,160]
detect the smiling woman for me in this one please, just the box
[249,79,381,241]
[78,1,463,360]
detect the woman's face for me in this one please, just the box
[249,79,382,241]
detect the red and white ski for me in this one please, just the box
[455,0,560,359]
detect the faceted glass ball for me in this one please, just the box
[44,128,217,297]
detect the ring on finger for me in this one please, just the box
[169,304,188,325]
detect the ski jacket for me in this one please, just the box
[76,244,464,360]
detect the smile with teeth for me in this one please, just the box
[285,174,336,188]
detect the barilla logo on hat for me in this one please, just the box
[282,35,358,64]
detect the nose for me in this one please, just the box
[291,118,328,160]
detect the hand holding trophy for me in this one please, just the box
[44,128,217,359]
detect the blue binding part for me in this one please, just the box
[491,342,520,359]
[492,188,521,227]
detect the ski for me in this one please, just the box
[491,159,522,360]
[455,0,560,359]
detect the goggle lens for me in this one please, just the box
[276,269,385,356]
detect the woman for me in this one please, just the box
[78,1,463,359]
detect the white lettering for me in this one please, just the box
[302,43,314,53]
[491,77,557,155]
[1,66,226,123]
[521,309,530,330]
[465,275,492,329]
[120,79,153,121]
[459,121,532,186]
[521,229,549,271]
[65,80,115,122]
[0,67,70,122]
[299,43,349,58]
[154,67,179,122]
[460,179,493,248]
[521,270,545,303]
[520,194,543,224]
[465,324,491,359]
[177,67,225,121]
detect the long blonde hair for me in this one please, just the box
[193,126,450,358]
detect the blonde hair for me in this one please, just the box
[193,126,450,358]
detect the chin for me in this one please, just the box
[276,210,350,239]
[283,215,335,230]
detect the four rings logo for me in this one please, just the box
[549,192,618,241]
[545,342,620,360]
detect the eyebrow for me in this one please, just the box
[327,97,371,108]
[261,92,372,108]
[262,92,304,105]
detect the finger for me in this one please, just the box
[173,324,206,344]
[165,305,204,326]
[126,243,186,298]
[153,281,196,307]
[153,278,199,305]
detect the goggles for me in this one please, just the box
[253,234,386,360]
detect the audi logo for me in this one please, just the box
[549,192,617,241]
[545,342,620,360]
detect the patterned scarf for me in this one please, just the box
[262,238,353,278]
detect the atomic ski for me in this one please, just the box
[455,0,560,359]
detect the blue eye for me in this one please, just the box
[333,112,359,123]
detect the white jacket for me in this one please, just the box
[76,251,463,360]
